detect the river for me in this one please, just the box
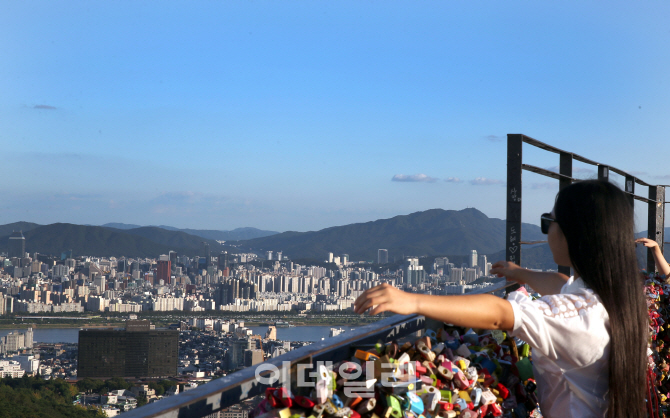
[0,325,355,344]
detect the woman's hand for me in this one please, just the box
[490,260,526,284]
[637,237,670,277]
[353,283,418,316]
[636,237,659,249]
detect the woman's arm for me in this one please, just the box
[636,238,670,276]
[490,261,569,296]
[353,283,515,331]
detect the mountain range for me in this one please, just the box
[0,222,278,258]
[0,223,222,258]
[10,209,661,271]
[101,223,278,241]
[235,208,547,262]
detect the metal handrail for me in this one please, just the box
[123,313,426,418]
[521,136,668,189]
[507,133,666,275]
[122,282,511,418]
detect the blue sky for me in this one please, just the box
[1,1,669,232]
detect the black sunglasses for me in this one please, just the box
[541,213,555,234]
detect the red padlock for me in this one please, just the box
[496,383,509,399]
[438,401,453,411]
[294,395,315,408]
[265,388,280,408]
[489,403,503,417]
[275,387,293,407]
[415,362,427,376]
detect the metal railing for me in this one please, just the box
[124,132,668,417]
[122,279,514,418]
[123,313,426,418]
[506,134,667,275]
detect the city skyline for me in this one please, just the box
[2,1,669,232]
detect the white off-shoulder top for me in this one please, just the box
[507,277,610,418]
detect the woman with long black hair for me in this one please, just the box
[353,180,647,418]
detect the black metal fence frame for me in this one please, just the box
[123,314,426,418]
[115,133,670,417]
[506,134,667,275]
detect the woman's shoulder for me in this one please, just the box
[508,286,603,320]
[535,290,602,320]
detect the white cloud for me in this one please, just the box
[470,177,504,186]
[391,174,438,183]
[445,177,462,183]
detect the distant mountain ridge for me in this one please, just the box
[101,223,277,241]
[0,223,227,258]
[0,210,558,268]
[3,213,663,271]
[236,208,547,262]
[0,223,177,258]
[0,222,42,237]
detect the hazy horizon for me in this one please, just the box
[2,1,668,232]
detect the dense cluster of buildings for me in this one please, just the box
[0,315,311,418]
[0,327,73,378]
[0,231,502,317]
[0,231,516,417]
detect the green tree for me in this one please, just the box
[0,377,106,418]
[148,381,165,396]
[76,378,105,394]
[159,379,175,393]
[104,377,130,392]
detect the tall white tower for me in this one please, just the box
[25,327,33,348]
[470,250,478,268]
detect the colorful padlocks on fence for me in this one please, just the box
[251,325,541,418]
[644,271,670,417]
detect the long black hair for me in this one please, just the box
[554,180,647,418]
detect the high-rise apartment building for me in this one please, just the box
[478,255,487,272]
[464,268,478,283]
[215,279,257,307]
[378,249,389,264]
[450,267,464,283]
[168,251,178,271]
[404,258,425,286]
[78,321,178,378]
[470,250,478,268]
[93,276,106,293]
[228,338,252,370]
[244,349,264,367]
[157,259,171,284]
[201,242,211,266]
[218,252,229,270]
[8,231,25,259]
[0,328,33,354]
